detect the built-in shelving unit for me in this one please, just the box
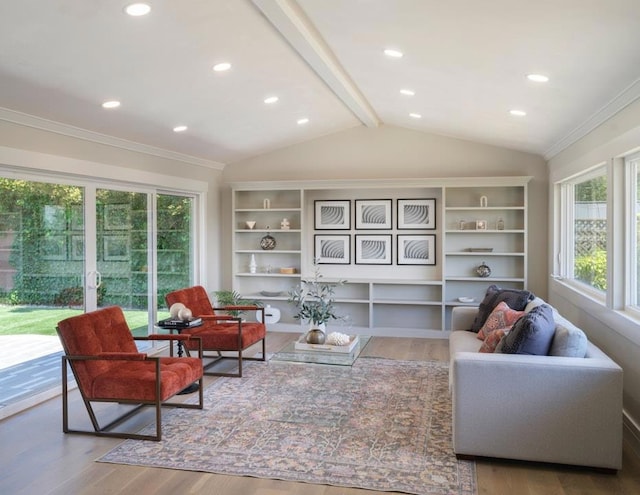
[230,177,530,337]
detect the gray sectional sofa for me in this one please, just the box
[449,295,623,471]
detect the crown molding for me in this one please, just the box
[544,77,640,160]
[0,107,225,170]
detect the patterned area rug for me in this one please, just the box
[98,358,476,495]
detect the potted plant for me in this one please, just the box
[288,261,345,338]
[213,289,261,318]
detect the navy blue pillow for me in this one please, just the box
[470,285,534,333]
[499,304,556,355]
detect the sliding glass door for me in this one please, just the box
[0,175,197,356]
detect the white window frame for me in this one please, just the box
[556,164,608,301]
[625,152,640,314]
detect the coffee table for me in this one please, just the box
[271,335,371,366]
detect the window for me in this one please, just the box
[627,153,640,308]
[559,167,608,294]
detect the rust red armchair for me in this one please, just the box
[165,285,266,377]
[56,306,203,441]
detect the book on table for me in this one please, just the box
[157,317,202,328]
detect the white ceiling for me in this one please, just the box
[1,0,639,168]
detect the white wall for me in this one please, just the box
[548,97,640,450]
[222,124,549,298]
[0,119,223,290]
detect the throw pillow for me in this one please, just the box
[477,301,526,340]
[479,328,509,353]
[548,318,588,357]
[470,284,535,333]
[499,304,556,355]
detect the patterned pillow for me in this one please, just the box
[470,285,534,333]
[477,301,525,340]
[479,328,508,353]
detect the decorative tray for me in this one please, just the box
[294,334,360,353]
[467,248,494,252]
[260,290,283,297]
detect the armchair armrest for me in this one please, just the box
[64,352,147,362]
[215,305,261,311]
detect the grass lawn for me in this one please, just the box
[0,305,153,337]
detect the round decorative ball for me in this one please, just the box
[178,307,193,321]
[305,328,326,344]
[476,262,492,278]
[169,302,186,319]
[260,233,276,250]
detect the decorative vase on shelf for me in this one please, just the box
[497,218,505,230]
[260,232,276,250]
[476,262,492,278]
[249,254,257,274]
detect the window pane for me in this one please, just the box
[157,194,193,318]
[635,165,640,306]
[573,174,607,292]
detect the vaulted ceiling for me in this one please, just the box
[1,0,639,167]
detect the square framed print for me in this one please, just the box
[104,235,130,261]
[476,219,488,231]
[355,234,392,264]
[355,199,392,229]
[104,204,131,230]
[397,198,436,229]
[315,234,351,264]
[397,234,436,265]
[314,200,351,230]
[42,235,67,260]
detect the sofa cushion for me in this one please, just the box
[477,301,525,339]
[470,284,534,333]
[499,304,556,355]
[479,328,509,353]
[549,318,588,357]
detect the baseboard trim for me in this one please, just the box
[623,409,640,458]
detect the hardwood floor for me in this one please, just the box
[1,333,639,495]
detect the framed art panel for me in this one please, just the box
[355,235,392,265]
[314,200,351,230]
[104,235,130,261]
[42,235,67,260]
[70,235,84,260]
[397,198,436,229]
[314,234,351,264]
[397,234,436,265]
[355,199,392,229]
[104,204,131,230]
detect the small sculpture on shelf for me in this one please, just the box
[476,262,492,278]
[280,218,290,230]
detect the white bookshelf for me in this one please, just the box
[230,177,530,336]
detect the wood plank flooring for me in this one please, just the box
[1,333,639,495]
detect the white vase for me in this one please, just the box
[249,254,257,274]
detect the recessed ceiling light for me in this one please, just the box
[510,109,527,116]
[173,125,188,133]
[297,118,309,125]
[409,113,422,119]
[526,74,549,83]
[124,3,151,16]
[213,62,231,72]
[400,89,415,96]
[264,96,279,104]
[101,100,121,109]
[384,49,403,58]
